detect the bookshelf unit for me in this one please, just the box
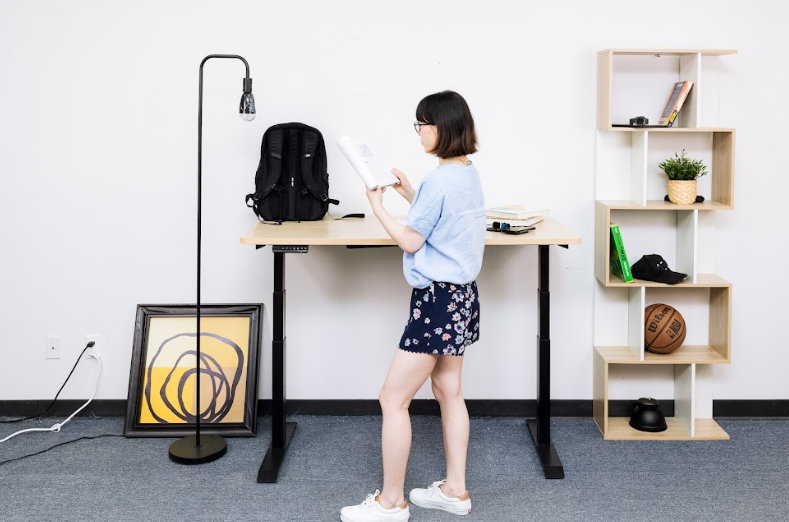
[593,49,736,441]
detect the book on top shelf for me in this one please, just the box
[336,135,400,190]
[658,81,693,127]
[609,224,633,283]
[486,205,549,220]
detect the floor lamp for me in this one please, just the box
[169,54,255,464]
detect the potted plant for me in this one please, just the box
[658,149,708,205]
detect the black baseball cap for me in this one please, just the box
[630,254,687,285]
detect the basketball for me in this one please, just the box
[644,303,686,354]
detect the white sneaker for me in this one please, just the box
[340,490,410,522]
[408,479,472,516]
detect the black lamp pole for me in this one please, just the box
[169,54,255,464]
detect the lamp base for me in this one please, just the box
[169,435,227,464]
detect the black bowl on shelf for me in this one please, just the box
[629,397,668,432]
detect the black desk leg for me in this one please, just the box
[527,245,565,479]
[258,251,297,483]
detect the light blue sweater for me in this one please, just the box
[403,163,486,289]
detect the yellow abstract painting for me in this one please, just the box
[139,316,250,425]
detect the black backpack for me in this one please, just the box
[245,123,339,222]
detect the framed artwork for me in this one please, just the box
[124,304,262,437]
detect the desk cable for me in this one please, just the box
[1,342,102,443]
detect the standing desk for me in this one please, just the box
[240,216,581,483]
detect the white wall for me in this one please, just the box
[0,0,787,403]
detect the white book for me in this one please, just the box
[336,135,400,190]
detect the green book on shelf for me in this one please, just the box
[609,224,633,283]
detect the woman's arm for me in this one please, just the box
[366,188,426,254]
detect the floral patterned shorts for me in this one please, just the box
[399,281,480,356]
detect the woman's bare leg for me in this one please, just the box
[430,354,468,496]
[377,349,439,508]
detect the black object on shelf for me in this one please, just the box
[612,115,668,128]
[612,124,669,128]
[664,195,705,203]
[169,55,256,465]
[629,397,668,432]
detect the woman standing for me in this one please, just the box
[341,91,485,522]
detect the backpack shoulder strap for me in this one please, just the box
[300,129,339,206]
[245,127,286,208]
[262,127,286,196]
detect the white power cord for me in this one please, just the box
[0,348,102,443]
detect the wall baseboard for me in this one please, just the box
[1,399,787,419]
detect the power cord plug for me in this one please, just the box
[85,340,100,360]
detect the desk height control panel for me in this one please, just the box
[272,245,309,254]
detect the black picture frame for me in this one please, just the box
[124,304,262,438]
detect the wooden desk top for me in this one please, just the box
[240,216,581,247]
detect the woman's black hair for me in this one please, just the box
[415,90,477,159]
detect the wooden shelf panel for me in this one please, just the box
[600,49,737,56]
[598,200,732,211]
[605,417,730,440]
[596,346,729,365]
[604,274,732,288]
[604,127,736,133]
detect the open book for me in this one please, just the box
[336,135,400,190]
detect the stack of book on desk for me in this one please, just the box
[486,205,549,227]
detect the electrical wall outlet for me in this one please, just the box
[45,335,61,359]
[86,335,101,359]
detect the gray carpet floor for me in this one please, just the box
[0,416,787,522]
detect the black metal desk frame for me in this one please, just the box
[257,244,567,483]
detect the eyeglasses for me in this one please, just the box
[413,121,432,134]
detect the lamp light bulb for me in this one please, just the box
[239,92,256,122]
